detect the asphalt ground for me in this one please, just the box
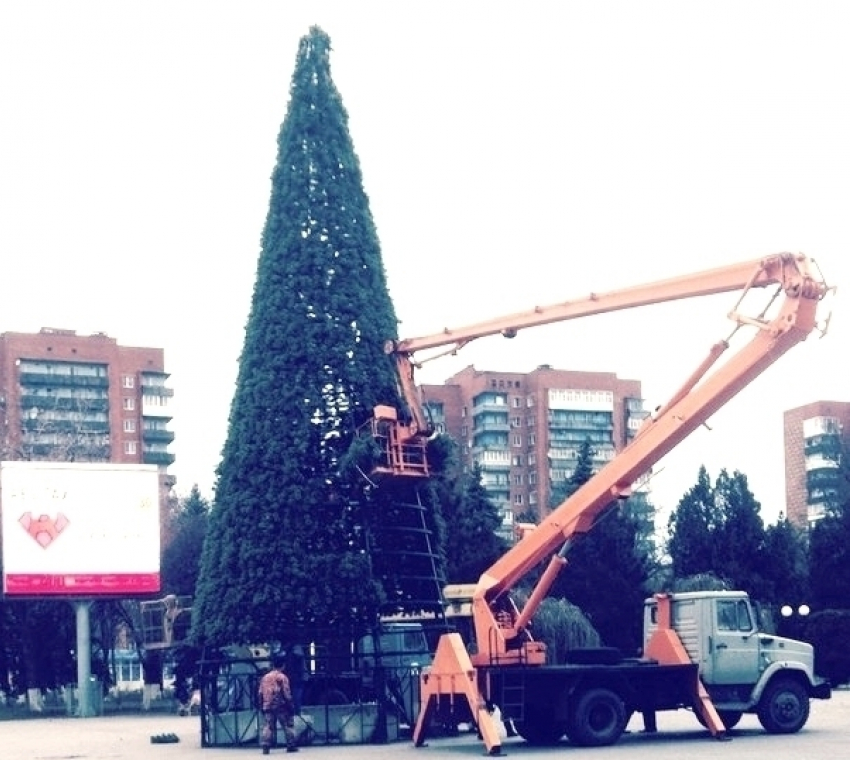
[1,688,847,760]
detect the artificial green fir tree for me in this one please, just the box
[193,27,443,647]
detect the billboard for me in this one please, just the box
[1,461,161,596]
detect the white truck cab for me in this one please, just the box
[644,590,830,732]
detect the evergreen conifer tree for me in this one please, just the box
[161,485,209,597]
[761,515,808,609]
[712,469,768,598]
[193,27,434,647]
[668,467,771,596]
[666,466,720,577]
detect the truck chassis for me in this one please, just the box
[486,660,699,747]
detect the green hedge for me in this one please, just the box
[803,609,850,687]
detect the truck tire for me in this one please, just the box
[757,678,810,734]
[514,712,567,746]
[566,687,628,747]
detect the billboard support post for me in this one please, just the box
[73,599,95,717]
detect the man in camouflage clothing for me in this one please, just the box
[258,654,298,754]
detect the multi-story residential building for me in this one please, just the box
[0,327,175,493]
[421,364,650,541]
[784,400,850,528]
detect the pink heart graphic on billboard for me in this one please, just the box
[18,512,70,548]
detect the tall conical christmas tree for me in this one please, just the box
[192,27,439,647]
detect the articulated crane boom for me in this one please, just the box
[370,253,828,478]
[403,252,830,755]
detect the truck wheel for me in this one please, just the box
[514,712,567,745]
[757,678,810,734]
[566,688,627,747]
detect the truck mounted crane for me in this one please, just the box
[364,252,832,754]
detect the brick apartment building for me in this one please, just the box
[0,327,175,495]
[421,364,650,540]
[784,400,850,528]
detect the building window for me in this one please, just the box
[123,419,136,433]
[528,433,536,445]
[123,397,135,411]
[513,435,522,447]
[513,494,523,505]
[514,474,523,485]
[512,416,522,428]
[513,397,521,408]
[512,455,523,466]
[122,375,135,389]
[124,441,137,455]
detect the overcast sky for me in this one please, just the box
[1,2,847,532]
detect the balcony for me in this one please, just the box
[476,461,511,474]
[20,443,111,460]
[472,399,508,415]
[19,394,109,413]
[804,434,841,459]
[472,430,508,446]
[141,400,173,419]
[548,429,613,444]
[805,455,839,473]
[807,487,837,506]
[807,503,827,523]
[141,385,175,398]
[807,466,839,486]
[143,450,175,466]
[19,371,108,388]
[143,428,175,444]
[548,413,614,431]
[626,415,648,438]
[21,419,109,434]
[474,450,511,470]
[472,445,509,460]
[472,420,510,433]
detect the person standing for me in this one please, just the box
[258,654,298,754]
[285,644,307,715]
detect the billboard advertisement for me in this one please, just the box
[1,461,161,596]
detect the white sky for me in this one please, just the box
[1,2,847,533]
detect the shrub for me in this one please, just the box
[803,609,850,686]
